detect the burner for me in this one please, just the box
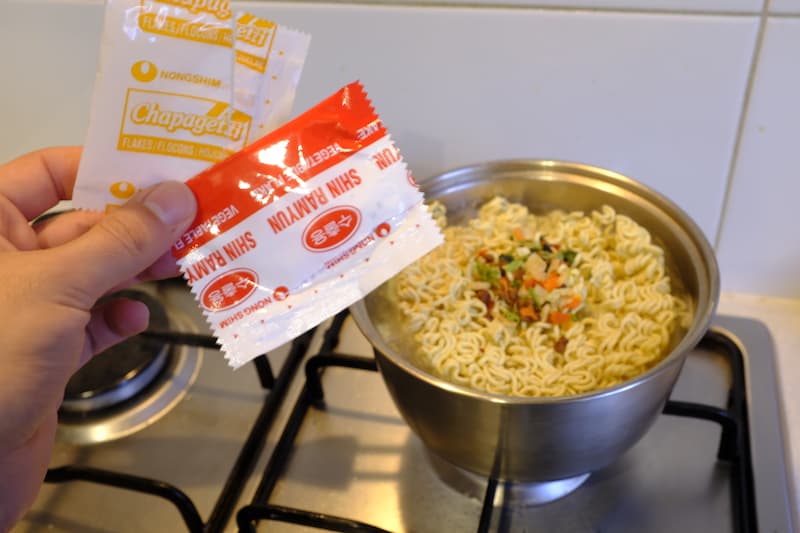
[61,290,170,414]
[427,448,590,505]
[56,286,203,445]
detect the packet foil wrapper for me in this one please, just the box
[172,82,444,368]
[73,0,309,212]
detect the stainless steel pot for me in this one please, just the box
[350,160,719,485]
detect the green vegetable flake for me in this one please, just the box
[560,249,578,265]
[475,261,501,283]
[501,309,520,322]
[529,288,541,308]
[504,259,525,272]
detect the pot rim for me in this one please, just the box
[351,158,720,406]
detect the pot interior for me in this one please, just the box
[354,160,719,400]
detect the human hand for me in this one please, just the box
[0,147,197,531]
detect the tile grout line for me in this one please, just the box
[244,0,800,18]
[713,0,771,251]
[29,0,800,18]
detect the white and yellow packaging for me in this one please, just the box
[74,0,310,212]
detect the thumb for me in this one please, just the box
[53,181,197,305]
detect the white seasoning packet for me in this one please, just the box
[234,12,311,142]
[171,82,444,368]
[73,0,309,211]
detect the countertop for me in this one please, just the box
[718,292,800,524]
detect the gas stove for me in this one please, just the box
[12,280,796,532]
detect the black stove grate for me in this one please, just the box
[44,327,316,533]
[235,313,757,533]
[43,311,758,533]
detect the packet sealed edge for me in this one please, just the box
[172,82,444,368]
[73,1,309,212]
[234,12,311,142]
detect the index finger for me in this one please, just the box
[0,146,82,220]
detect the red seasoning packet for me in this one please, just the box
[173,82,443,367]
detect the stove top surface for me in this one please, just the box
[13,283,796,533]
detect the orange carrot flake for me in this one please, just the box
[519,305,538,321]
[542,271,561,292]
[548,311,572,326]
[564,295,581,310]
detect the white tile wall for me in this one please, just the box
[239,4,756,243]
[770,0,800,14]
[6,0,800,298]
[320,0,764,13]
[716,17,800,298]
[0,2,102,161]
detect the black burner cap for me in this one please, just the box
[62,290,170,412]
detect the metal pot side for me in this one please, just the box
[375,347,683,481]
[351,160,720,482]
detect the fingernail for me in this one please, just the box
[136,182,197,226]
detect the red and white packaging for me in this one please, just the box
[173,82,443,367]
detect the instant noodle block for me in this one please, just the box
[172,82,443,367]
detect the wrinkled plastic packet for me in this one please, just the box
[73,0,309,212]
[172,82,444,368]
